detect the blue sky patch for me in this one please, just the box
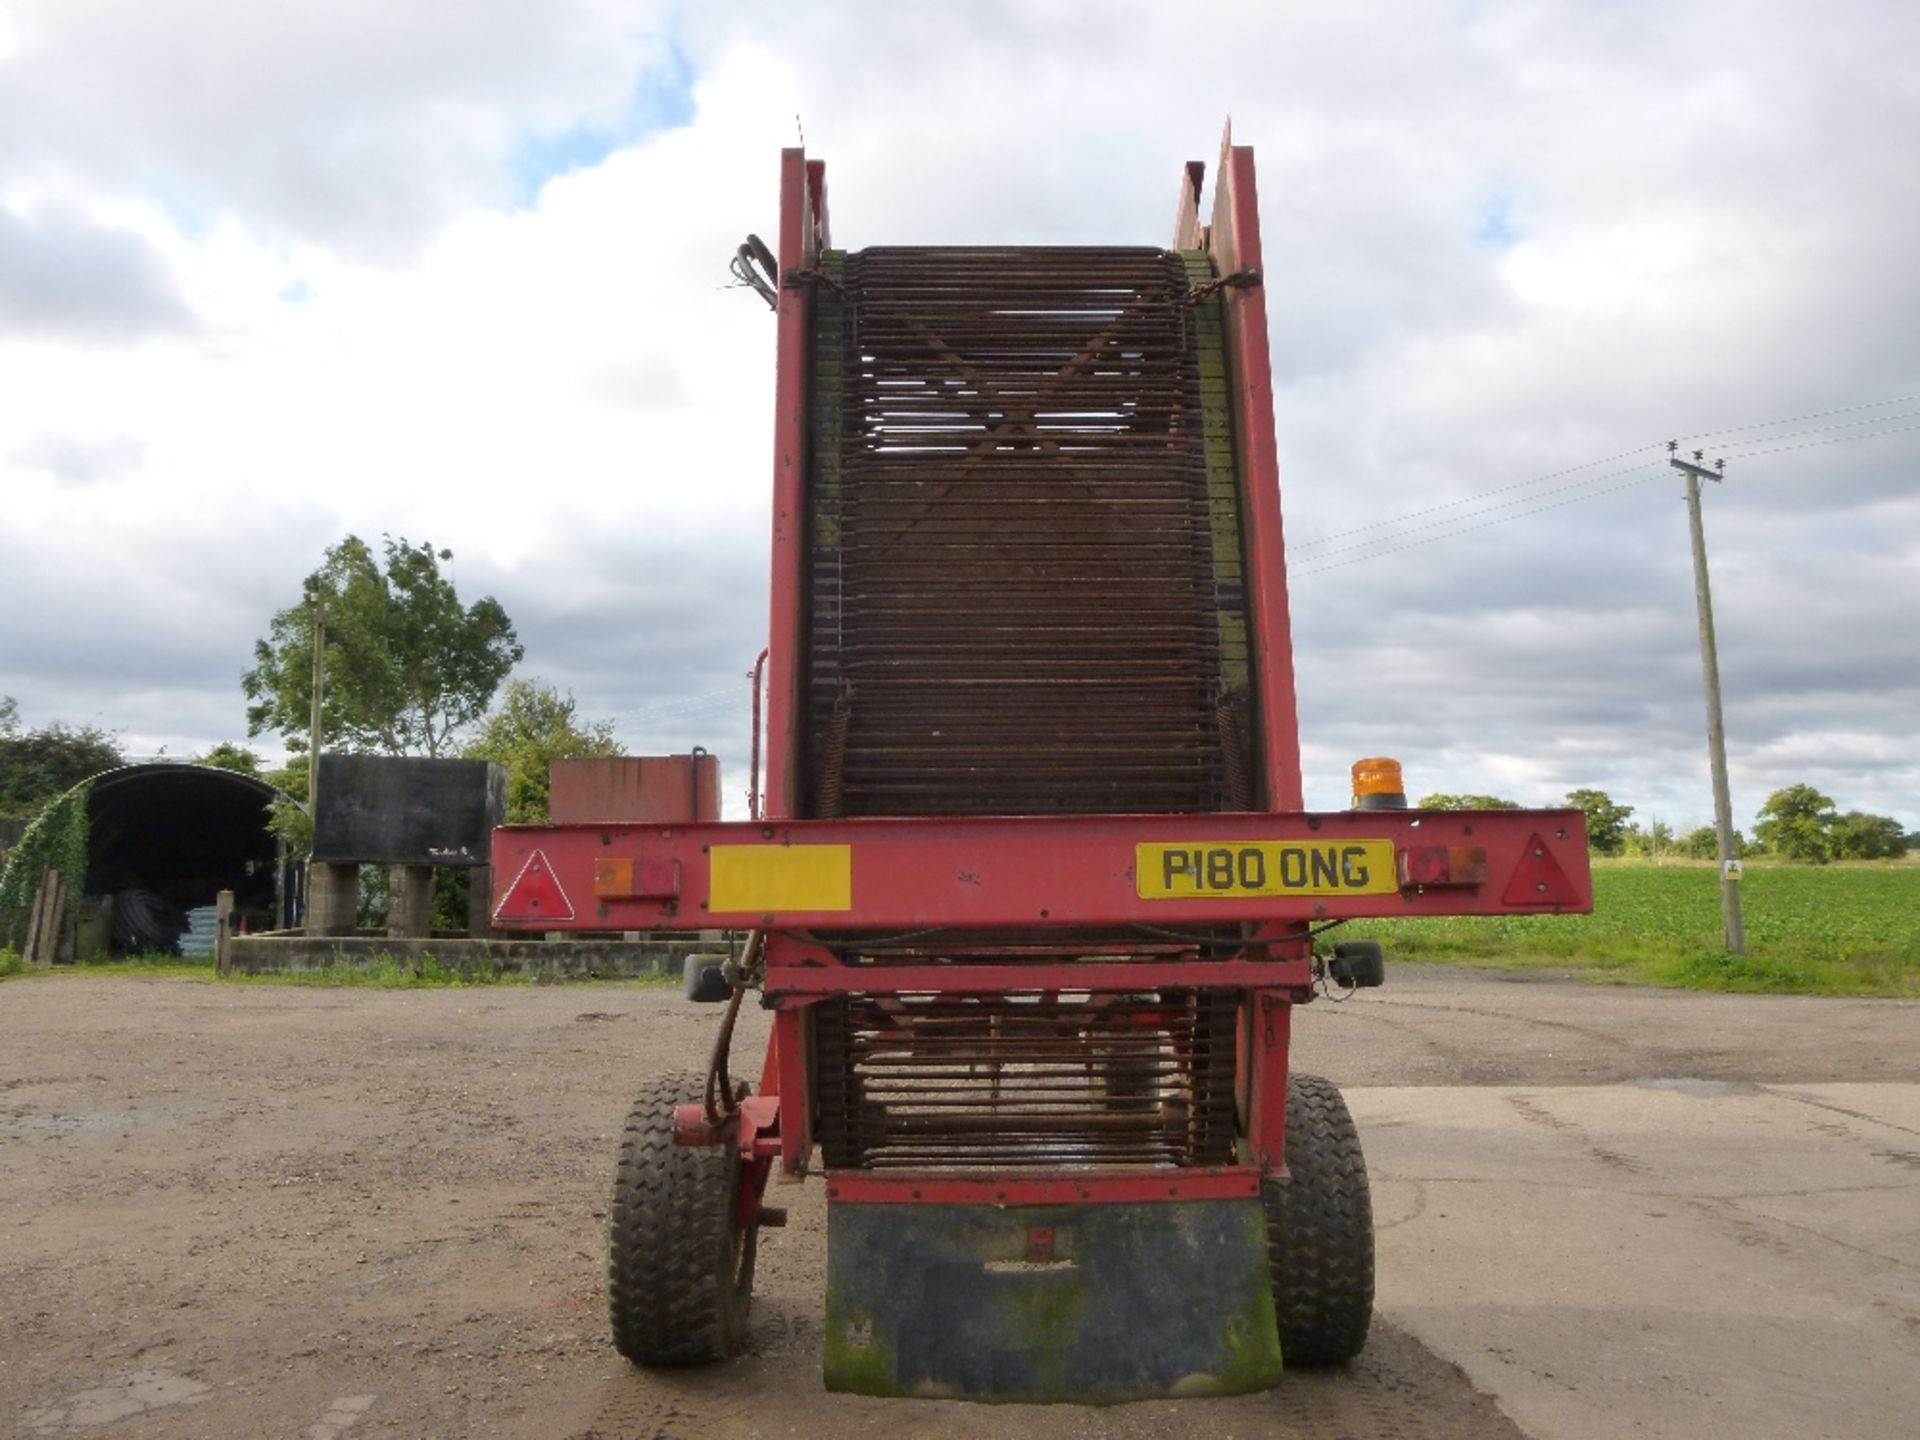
[510,40,696,205]
[1471,188,1522,249]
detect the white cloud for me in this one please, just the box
[1,2,1916,830]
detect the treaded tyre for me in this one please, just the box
[608,1069,757,1365]
[1263,1071,1374,1365]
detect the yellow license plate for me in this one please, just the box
[1136,840,1398,899]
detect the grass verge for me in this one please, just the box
[46,951,534,987]
[1346,861,1920,997]
[9,949,679,988]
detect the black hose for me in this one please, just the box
[730,238,778,310]
[745,232,776,277]
[703,930,766,1123]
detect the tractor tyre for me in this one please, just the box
[608,1069,757,1366]
[1262,1072,1374,1366]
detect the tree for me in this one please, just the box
[194,742,263,776]
[260,756,312,858]
[1416,793,1521,811]
[1828,810,1907,861]
[243,535,523,759]
[1627,819,1675,858]
[463,679,621,823]
[1679,825,1749,860]
[1754,784,1837,864]
[0,697,124,817]
[1564,788,1633,856]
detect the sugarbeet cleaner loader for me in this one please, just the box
[490,131,1593,1402]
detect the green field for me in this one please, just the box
[1346,859,1920,995]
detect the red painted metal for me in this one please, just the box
[1203,126,1302,812]
[1243,990,1292,1172]
[764,148,827,823]
[1501,832,1584,907]
[549,755,719,824]
[738,1097,778,1233]
[490,848,575,925]
[765,958,1310,997]
[771,1006,813,1176]
[491,807,1592,932]
[671,1101,721,1146]
[492,139,1599,1248]
[671,1093,781,1232]
[1175,144,1321,1151]
[824,1169,1261,1205]
[1172,159,1206,250]
[748,647,769,821]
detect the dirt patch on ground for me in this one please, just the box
[11,970,1915,1437]
[2,976,1541,1439]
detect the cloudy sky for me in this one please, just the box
[2,1,1915,832]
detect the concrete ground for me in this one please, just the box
[1315,976,1920,1440]
[2,968,1916,1438]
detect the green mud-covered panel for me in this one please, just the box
[823,1197,1282,1403]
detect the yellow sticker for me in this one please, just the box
[709,844,853,912]
[1136,840,1398,899]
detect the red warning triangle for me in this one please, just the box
[493,849,576,923]
[1501,833,1581,908]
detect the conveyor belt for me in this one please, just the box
[804,246,1253,818]
[813,989,1240,1171]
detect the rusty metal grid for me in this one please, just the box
[813,988,1240,1171]
[804,246,1251,818]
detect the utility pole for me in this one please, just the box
[1669,442,1745,953]
[307,594,326,819]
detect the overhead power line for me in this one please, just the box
[1717,420,1920,463]
[1291,456,1670,568]
[1284,395,1920,568]
[549,399,1914,758]
[610,687,741,724]
[1675,393,1920,444]
[1286,442,1666,555]
[1290,466,1670,578]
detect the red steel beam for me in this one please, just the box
[1205,126,1303,812]
[762,958,1310,997]
[1243,989,1292,1171]
[763,148,827,822]
[1172,159,1206,250]
[491,807,1590,932]
[824,1169,1261,1206]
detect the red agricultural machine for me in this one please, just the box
[491,131,1593,1402]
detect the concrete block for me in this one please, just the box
[465,865,494,938]
[305,861,360,936]
[387,864,433,939]
[313,756,504,867]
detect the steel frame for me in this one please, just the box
[492,133,1593,1215]
[493,806,1589,933]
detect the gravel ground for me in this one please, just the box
[3,969,1914,1439]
